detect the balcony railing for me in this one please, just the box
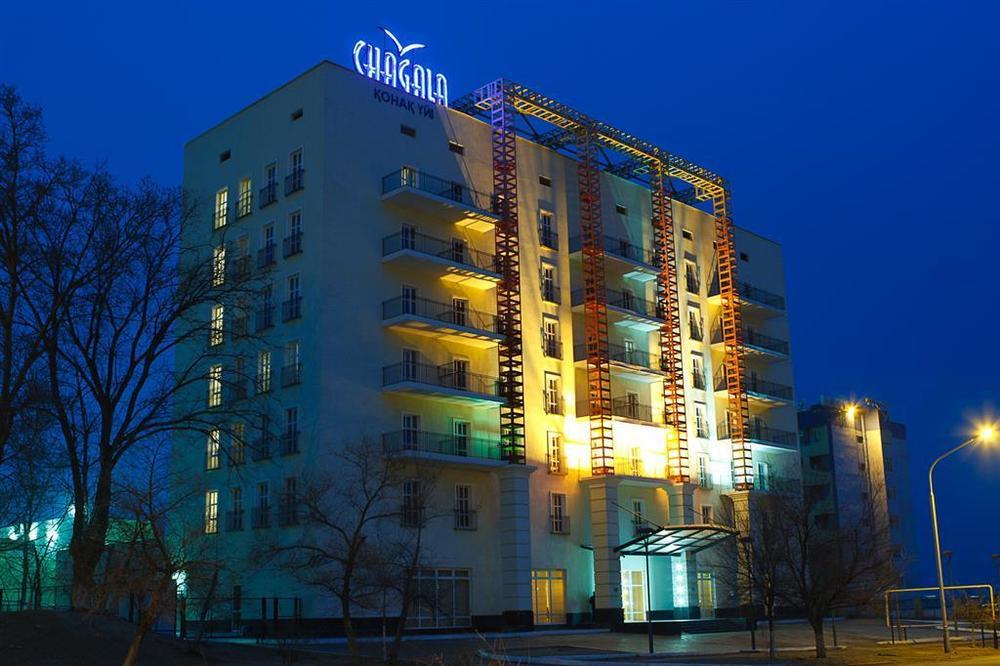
[382,296,498,335]
[381,168,497,216]
[225,510,244,532]
[550,514,571,535]
[615,457,665,479]
[280,431,299,456]
[570,235,657,267]
[282,296,302,322]
[710,279,786,311]
[251,506,271,529]
[382,430,502,460]
[231,255,252,281]
[539,227,558,250]
[382,231,498,274]
[710,323,789,355]
[382,362,500,398]
[611,396,659,424]
[281,363,302,387]
[453,509,478,531]
[542,337,562,359]
[714,371,793,401]
[259,182,278,208]
[283,231,303,258]
[609,343,660,371]
[718,421,798,448]
[255,306,274,332]
[572,288,664,320]
[285,168,305,195]
[251,437,273,461]
[256,243,276,270]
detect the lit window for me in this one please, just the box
[213,245,226,286]
[547,432,562,473]
[257,350,271,393]
[206,429,221,470]
[231,423,246,465]
[237,177,253,218]
[550,493,568,534]
[207,365,223,407]
[210,304,224,346]
[204,490,219,534]
[544,373,561,415]
[213,188,228,229]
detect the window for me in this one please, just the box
[452,297,468,327]
[204,491,219,534]
[283,407,299,455]
[757,461,771,491]
[542,316,560,358]
[289,149,303,173]
[627,446,642,476]
[265,162,277,186]
[538,210,557,249]
[632,499,646,533]
[615,203,628,215]
[231,423,246,465]
[740,252,749,262]
[290,108,303,121]
[258,223,276,269]
[284,210,303,257]
[547,432,563,474]
[454,484,474,529]
[283,274,301,321]
[449,358,469,390]
[219,150,231,163]
[694,402,709,438]
[688,306,704,341]
[281,477,298,525]
[531,570,566,625]
[691,354,705,390]
[550,493,568,534]
[286,150,304,194]
[538,174,552,187]
[684,261,700,293]
[544,372,561,414]
[402,479,423,527]
[210,304,224,346]
[682,228,694,241]
[253,481,270,528]
[214,188,228,229]
[448,140,464,154]
[213,245,226,286]
[622,569,647,622]
[402,413,421,448]
[256,350,271,393]
[625,391,640,420]
[697,455,712,489]
[540,262,558,303]
[400,124,416,137]
[207,365,223,407]
[206,429,221,470]
[237,178,253,218]
[283,340,301,386]
[408,569,471,628]
[401,284,417,314]
[229,487,243,530]
[452,420,470,456]
[701,505,713,524]
[401,348,419,381]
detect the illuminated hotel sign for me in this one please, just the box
[353,27,449,107]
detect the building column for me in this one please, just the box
[727,490,752,609]
[498,467,533,628]
[590,478,624,625]
[668,483,700,618]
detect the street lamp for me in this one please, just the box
[929,423,997,653]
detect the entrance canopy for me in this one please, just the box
[614,524,736,557]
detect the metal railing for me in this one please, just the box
[255,306,274,332]
[284,168,304,195]
[382,231,498,274]
[541,283,561,304]
[718,421,798,447]
[281,363,301,387]
[611,396,659,424]
[382,362,500,398]
[539,226,558,250]
[382,296,498,335]
[231,314,249,340]
[572,288,664,320]
[710,279,786,310]
[569,235,657,266]
[381,168,497,215]
[692,371,707,390]
[710,323,789,355]
[256,244,276,270]
[251,437,273,461]
[283,231,303,258]
[547,453,565,475]
[714,370,793,400]
[259,182,278,208]
[686,273,701,294]
[282,296,302,322]
[231,255,252,281]
[382,430,502,460]
[278,500,299,527]
[453,509,478,531]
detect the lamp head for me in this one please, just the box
[977,424,997,443]
[845,403,858,422]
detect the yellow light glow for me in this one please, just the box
[845,403,858,421]
[977,424,997,443]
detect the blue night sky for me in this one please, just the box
[3,2,998,585]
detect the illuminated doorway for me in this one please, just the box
[531,569,566,624]
[621,569,647,622]
[697,571,716,618]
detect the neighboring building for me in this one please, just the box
[798,397,917,584]
[174,57,800,631]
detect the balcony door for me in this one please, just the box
[531,569,566,625]
[401,223,416,250]
[452,298,468,328]
[452,419,470,456]
[402,413,421,449]
[450,238,467,265]
[697,572,716,619]
[401,285,417,315]
[626,391,640,420]
[621,569,646,623]
[451,358,469,390]
[402,348,419,382]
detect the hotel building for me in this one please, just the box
[175,59,800,631]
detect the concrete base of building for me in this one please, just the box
[499,609,534,631]
[592,607,625,628]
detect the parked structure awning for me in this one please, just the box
[614,524,736,557]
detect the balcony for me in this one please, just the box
[381,168,499,231]
[382,362,503,405]
[382,296,502,347]
[615,457,667,481]
[718,421,799,451]
[281,363,302,387]
[285,168,304,196]
[571,288,664,331]
[256,243,276,270]
[572,343,664,380]
[283,231,303,258]
[282,296,302,322]
[255,306,274,332]
[708,280,786,316]
[225,510,244,532]
[259,182,278,208]
[611,396,661,425]
[280,431,300,456]
[714,371,793,405]
[382,429,504,462]
[710,323,789,359]
[453,509,478,531]
[569,235,658,281]
[251,506,271,529]
[381,231,500,289]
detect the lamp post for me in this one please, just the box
[929,424,996,653]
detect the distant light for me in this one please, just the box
[977,424,996,443]
[845,403,858,421]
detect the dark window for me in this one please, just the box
[401,125,416,138]
[448,141,465,155]
[615,203,628,215]
[682,229,694,240]
[538,175,552,187]
[739,252,749,262]
[290,108,303,121]
[219,150,231,163]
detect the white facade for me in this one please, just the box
[174,61,800,630]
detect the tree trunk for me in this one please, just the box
[810,616,827,658]
[122,608,157,666]
[340,592,358,658]
[767,613,776,660]
[69,465,113,608]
